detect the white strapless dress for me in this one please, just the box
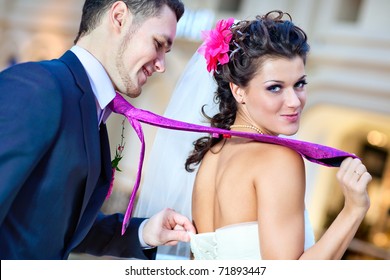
[190,210,315,260]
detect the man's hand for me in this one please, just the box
[142,208,196,247]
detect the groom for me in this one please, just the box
[0,0,195,259]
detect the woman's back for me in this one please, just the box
[192,138,261,232]
[192,137,311,259]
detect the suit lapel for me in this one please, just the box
[79,91,102,208]
[59,51,106,217]
[99,123,112,184]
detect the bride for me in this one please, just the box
[135,11,371,259]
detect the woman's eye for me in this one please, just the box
[267,85,281,93]
[295,80,308,89]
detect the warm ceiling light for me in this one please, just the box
[372,232,388,247]
[367,130,388,148]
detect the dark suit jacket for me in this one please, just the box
[0,51,156,260]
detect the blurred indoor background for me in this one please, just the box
[0,0,389,260]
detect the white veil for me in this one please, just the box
[134,51,218,259]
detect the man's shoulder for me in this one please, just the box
[1,57,68,82]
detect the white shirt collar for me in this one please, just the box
[70,45,115,122]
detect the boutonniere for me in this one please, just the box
[111,118,126,171]
[106,117,126,199]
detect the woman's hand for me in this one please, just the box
[337,157,372,214]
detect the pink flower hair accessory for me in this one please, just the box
[198,17,235,72]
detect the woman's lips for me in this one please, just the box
[281,112,299,122]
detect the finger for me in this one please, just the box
[161,229,191,246]
[171,213,197,234]
[164,240,179,246]
[342,158,362,181]
[174,224,185,231]
[340,157,353,169]
[349,158,362,172]
[168,229,192,243]
[350,161,369,182]
[354,163,367,177]
[358,172,372,186]
[337,157,353,179]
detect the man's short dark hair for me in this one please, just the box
[74,0,185,44]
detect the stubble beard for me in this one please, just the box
[115,27,141,98]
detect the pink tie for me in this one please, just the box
[109,92,357,234]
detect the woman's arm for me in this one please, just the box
[299,157,371,260]
[255,145,306,259]
[255,145,370,260]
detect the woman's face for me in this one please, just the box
[241,56,307,136]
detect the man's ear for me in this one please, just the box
[230,82,246,104]
[109,1,131,33]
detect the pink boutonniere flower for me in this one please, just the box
[198,17,235,72]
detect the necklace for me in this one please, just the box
[230,124,264,134]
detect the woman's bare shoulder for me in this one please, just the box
[244,141,304,167]
[242,142,306,191]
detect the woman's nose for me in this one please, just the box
[286,88,302,107]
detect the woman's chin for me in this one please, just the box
[279,127,300,137]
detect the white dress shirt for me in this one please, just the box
[70,45,115,125]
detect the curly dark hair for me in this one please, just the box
[74,0,185,44]
[185,10,310,172]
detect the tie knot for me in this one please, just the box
[109,92,135,116]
